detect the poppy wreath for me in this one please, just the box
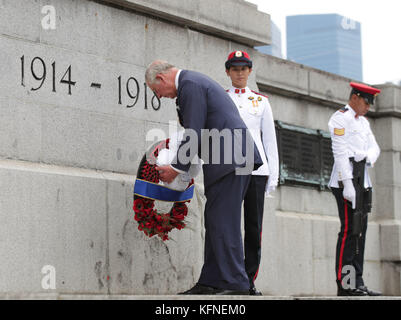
[133,139,193,241]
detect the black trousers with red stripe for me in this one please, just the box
[332,188,368,288]
[244,175,268,288]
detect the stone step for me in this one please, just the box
[1,294,400,300]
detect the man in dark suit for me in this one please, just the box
[145,60,262,295]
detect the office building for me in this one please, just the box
[286,14,363,81]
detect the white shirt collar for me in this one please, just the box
[175,69,182,91]
[346,104,358,118]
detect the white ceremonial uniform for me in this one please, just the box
[227,86,279,194]
[328,105,380,189]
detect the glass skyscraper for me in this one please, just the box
[256,20,283,58]
[286,14,363,81]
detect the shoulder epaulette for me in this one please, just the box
[339,106,349,113]
[251,90,268,98]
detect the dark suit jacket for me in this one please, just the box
[171,70,262,188]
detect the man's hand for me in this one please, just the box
[156,165,179,184]
[342,179,356,209]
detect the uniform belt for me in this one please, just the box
[338,157,367,189]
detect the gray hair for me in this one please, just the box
[145,60,176,84]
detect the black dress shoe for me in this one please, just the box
[178,284,219,295]
[337,286,368,297]
[249,287,262,296]
[179,283,250,295]
[358,286,382,296]
[214,289,250,295]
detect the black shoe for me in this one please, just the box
[178,283,250,295]
[337,286,368,297]
[178,283,220,295]
[358,286,382,296]
[214,289,250,296]
[249,287,262,296]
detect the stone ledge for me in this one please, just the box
[254,52,401,119]
[375,85,401,118]
[1,294,400,300]
[254,52,349,109]
[98,0,271,46]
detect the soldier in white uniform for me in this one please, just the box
[328,82,381,296]
[225,51,279,296]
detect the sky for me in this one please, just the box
[246,0,401,85]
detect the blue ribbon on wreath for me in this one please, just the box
[134,179,194,203]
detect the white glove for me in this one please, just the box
[266,185,276,196]
[354,152,367,162]
[342,179,356,209]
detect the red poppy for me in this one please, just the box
[133,198,145,212]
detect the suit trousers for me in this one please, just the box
[198,170,251,291]
[244,175,268,288]
[332,188,368,288]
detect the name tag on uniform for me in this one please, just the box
[334,128,345,136]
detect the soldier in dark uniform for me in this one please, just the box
[328,82,382,296]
